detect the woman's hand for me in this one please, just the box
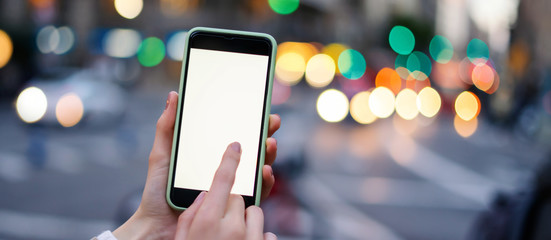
[174,142,277,240]
[113,91,281,240]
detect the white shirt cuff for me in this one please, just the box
[93,230,118,240]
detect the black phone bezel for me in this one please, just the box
[169,30,274,209]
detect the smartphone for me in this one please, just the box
[166,27,276,210]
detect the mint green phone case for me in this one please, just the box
[166,27,277,211]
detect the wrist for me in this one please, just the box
[113,210,173,240]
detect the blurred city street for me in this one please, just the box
[0,82,547,239]
[2,0,551,240]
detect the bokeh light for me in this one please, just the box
[15,87,48,123]
[338,49,366,80]
[0,30,13,68]
[114,0,143,19]
[277,42,318,62]
[394,54,409,79]
[275,52,305,85]
[137,37,166,67]
[485,67,500,94]
[471,63,495,92]
[454,115,478,138]
[36,25,75,55]
[395,89,419,120]
[322,43,349,73]
[305,54,335,88]
[36,25,59,54]
[268,0,299,15]
[103,29,142,58]
[405,74,431,92]
[467,38,489,65]
[407,51,432,81]
[429,35,453,64]
[350,91,377,124]
[416,87,441,118]
[167,31,188,61]
[369,87,395,118]
[55,93,84,127]
[53,26,75,54]
[375,68,401,94]
[458,57,474,85]
[389,26,415,55]
[455,91,480,121]
[432,60,467,90]
[317,89,349,123]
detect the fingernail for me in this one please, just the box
[194,191,206,203]
[269,166,273,177]
[231,142,241,153]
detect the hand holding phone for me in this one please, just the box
[166,27,277,210]
[113,91,280,239]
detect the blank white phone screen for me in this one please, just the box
[174,48,269,196]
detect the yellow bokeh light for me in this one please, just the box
[275,52,305,86]
[455,91,480,121]
[454,115,478,138]
[369,87,395,118]
[0,30,13,68]
[416,87,441,118]
[395,88,419,120]
[317,89,349,123]
[114,0,143,19]
[305,54,336,88]
[277,42,318,62]
[350,91,377,124]
[56,93,84,127]
[16,87,48,123]
[322,43,349,73]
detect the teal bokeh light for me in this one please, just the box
[268,0,300,15]
[389,26,415,55]
[394,54,409,79]
[138,37,165,67]
[338,49,366,80]
[429,35,454,64]
[406,51,432,80]
[467,38,489,64]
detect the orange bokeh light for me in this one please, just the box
[472,64,494,92]
[454,115,478,138]
[375,68,402,94]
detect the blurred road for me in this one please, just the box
[0,85,546,240]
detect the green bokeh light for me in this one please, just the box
[467,38,489,64]
[429,35,454,64]
[138,37,165,67]
[338,49,366,80]
[389,26,415,55]
[406,51,432,80]
[268,0,299,15]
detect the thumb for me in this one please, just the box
[149,91,178,167]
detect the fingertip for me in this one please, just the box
[264,232,278,240]
[230,142,242,153]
